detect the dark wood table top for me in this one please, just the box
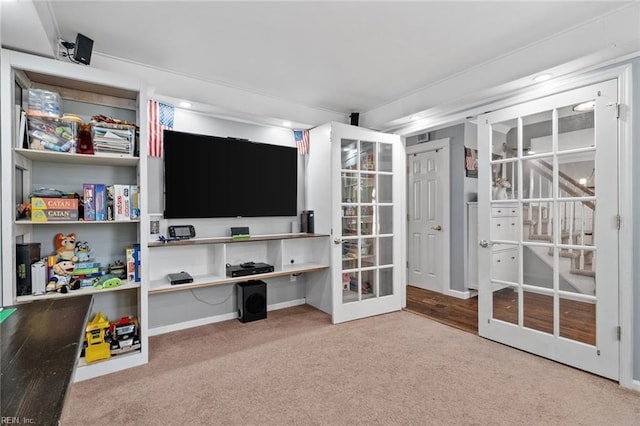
[1,295,93,424]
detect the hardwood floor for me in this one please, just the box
[405,285,478,334]
[405,285,596,345]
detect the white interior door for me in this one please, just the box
[478,80,619,379]
[407,140,450,293]
[331,123,405,324]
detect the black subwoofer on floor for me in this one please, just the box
[237,280,267,323]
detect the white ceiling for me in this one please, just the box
[2,1,640,131]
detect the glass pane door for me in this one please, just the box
[331,123,402,324]
[478,80,619,379]
[341,139,394,303]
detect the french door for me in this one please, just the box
[331,123,404,323]
[478,80,619,379]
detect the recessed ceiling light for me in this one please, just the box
[533,74,552,83]
[179,101,191,108]
[573,101,595,112]
[283,121,292,127]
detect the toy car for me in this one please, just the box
[84,311,111,363]
[109,316,141,355]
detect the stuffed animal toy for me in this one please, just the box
[55,232,78,262]
[46,259,81,293]
[75,241,93,262]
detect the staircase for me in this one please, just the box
[522,159,596,295]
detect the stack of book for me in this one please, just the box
[83,184,140,221]
[91,123,135,156]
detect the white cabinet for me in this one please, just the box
[0,49,148,381]
[307,122,405,323]
[147,234,330,294]
[490,202,519,284]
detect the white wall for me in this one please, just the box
[147,110,309,331]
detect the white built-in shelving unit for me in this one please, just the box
[0,49,149,381]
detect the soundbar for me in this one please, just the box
[226,262,274,278]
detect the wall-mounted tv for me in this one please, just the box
[163,130,297,219]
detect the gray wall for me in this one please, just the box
[406,123,474,292]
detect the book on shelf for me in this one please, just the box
[114,184,130,220]
[83,184,96,221]
[95,184,107,221]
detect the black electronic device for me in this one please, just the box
[237,280,267,323]
[301,210,315,233]
[167,271,194,285]
[168,225,195,239]
[73,33,94,65]
[226,262,274,278]
[163,130,297,219]
[231,227,250,239]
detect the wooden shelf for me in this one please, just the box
[149,262,329,295]
[16,281,140,304]
[74,349,146,382]
[14,148,139,166]
[148,232,328,248]
[15,219,140,226]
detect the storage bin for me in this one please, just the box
[27,115,77,152]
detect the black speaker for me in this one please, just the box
[301,210,314,233]
[237,280,266,323]
[74,33,94,65]
[350,112,360,126]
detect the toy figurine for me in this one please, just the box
[54,232,78,262]
[75,241,93,262]
[46,259,81,293]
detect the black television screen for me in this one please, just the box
[163,130,298,219]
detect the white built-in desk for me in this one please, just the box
[147,233,330,295]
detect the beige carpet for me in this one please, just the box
[62,305,640,425]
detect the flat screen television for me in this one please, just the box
[163,130,298,219]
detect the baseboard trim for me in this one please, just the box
[444,289,477,300]
[148,298,306,336]
[630,379,640,393]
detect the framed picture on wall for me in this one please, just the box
[465,147,478,178]
[148,213,165,242]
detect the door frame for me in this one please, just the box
[406,138,451,296]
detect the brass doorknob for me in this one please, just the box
[431,225,442,231]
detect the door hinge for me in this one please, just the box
[616,103,621,119]
[616,215,621,230]
[616,326,621,341]
[406,261,409,268]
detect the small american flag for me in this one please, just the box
[294,129,310,156]
[148,100,174,157]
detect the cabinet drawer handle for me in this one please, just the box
[496,224,501,227]
[497,259,501,262]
